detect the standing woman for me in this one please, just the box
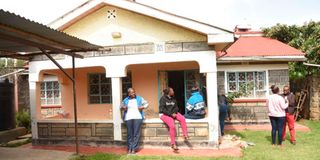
[121,88,148,154]
[159,87,188,150]
[267,85,288,146]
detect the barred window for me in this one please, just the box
[40,81,61,105]
[88,74,112,104]
[88,73,133,104]
[227,71,266,98]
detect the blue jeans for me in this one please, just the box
[184,113,205,119]
[219,104,228,136]
[125,119,143,151]
[269,116,285,145]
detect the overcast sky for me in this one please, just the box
[0,0,319,30]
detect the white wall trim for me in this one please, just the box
[217,64,288,71]
[29,51,217,80]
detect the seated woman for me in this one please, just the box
[185,87,206,119]
[159,87,188,150]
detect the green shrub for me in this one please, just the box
[16,109,31,132]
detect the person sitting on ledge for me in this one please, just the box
[185,87,206,119]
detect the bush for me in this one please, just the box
[16,109,31,132]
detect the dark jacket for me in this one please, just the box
[282,93,296,115]
[159,95,179,116]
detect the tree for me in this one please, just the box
[263,21,320,80]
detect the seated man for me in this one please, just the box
[185,87,206,119]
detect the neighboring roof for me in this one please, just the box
[217,36,305,62]
[0,9,101,59]
[49,0,233,35]
[225,36,304,57]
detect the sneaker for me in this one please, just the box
[291,141,296,145]
[171,144,179,151]
[131,150,136,154]
[127,150,132,155]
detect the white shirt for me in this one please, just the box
[125,99,143,121]
[267,94,288,117]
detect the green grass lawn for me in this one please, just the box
[71,120,320,160]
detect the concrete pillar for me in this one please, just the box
[29,81,38,139]
[111,77,123,140]
[206,71,219,145]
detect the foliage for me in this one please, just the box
[263,21,320,80]
[16,109,31,132]
[226,83,252,104]
[0,58,26,68]
[71,120,320,160]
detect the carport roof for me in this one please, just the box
[0,9,101,59]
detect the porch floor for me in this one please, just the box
[22,144,242,157]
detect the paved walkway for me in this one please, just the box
[0,147,73,160]
[24,145,242,158]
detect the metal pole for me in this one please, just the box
[40,49,79,154]
[72,56,79,154]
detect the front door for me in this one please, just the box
[158,70,206,115]
[167,71,185,114]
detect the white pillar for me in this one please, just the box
[29,81,38,139]
[206,71,219,145]
[111,77,122,141]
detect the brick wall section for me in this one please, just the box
[17,75,30,111]
[217,71,225,94]
[38,123,114,140]
[122,122,209,141]
[309,75,320,120]
[230,102,269,123]
[268,69,289,92]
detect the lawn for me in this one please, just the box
[71,120,320,160]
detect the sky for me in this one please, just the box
[0,0,319,30]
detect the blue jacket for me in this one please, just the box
[121,95,145,120]
[186,92,206,115]
[187,92,204,106]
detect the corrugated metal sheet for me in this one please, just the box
[0,9,100,57]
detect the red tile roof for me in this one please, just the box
[224,36,304,57]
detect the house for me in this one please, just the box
[217,25,304,123]
[29,0,304,147]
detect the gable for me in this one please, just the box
[63,5,207,46]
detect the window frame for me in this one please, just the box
[225,70,268,99]
[40,81,61,106]
[87,73,112,104]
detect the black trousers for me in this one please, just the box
[269,116,285,145]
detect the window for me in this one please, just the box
[88,73,132,104]
[227,71,266,98]
[88,74,112,104]
[40,81,61,105]
[122,72,132,99]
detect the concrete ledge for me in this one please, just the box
[0,127,27,143]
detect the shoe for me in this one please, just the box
[127,149,132,154]
[184,136,189,141]
[291,141,296,145]
[171,144,179,150]
[131,150,136,154]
